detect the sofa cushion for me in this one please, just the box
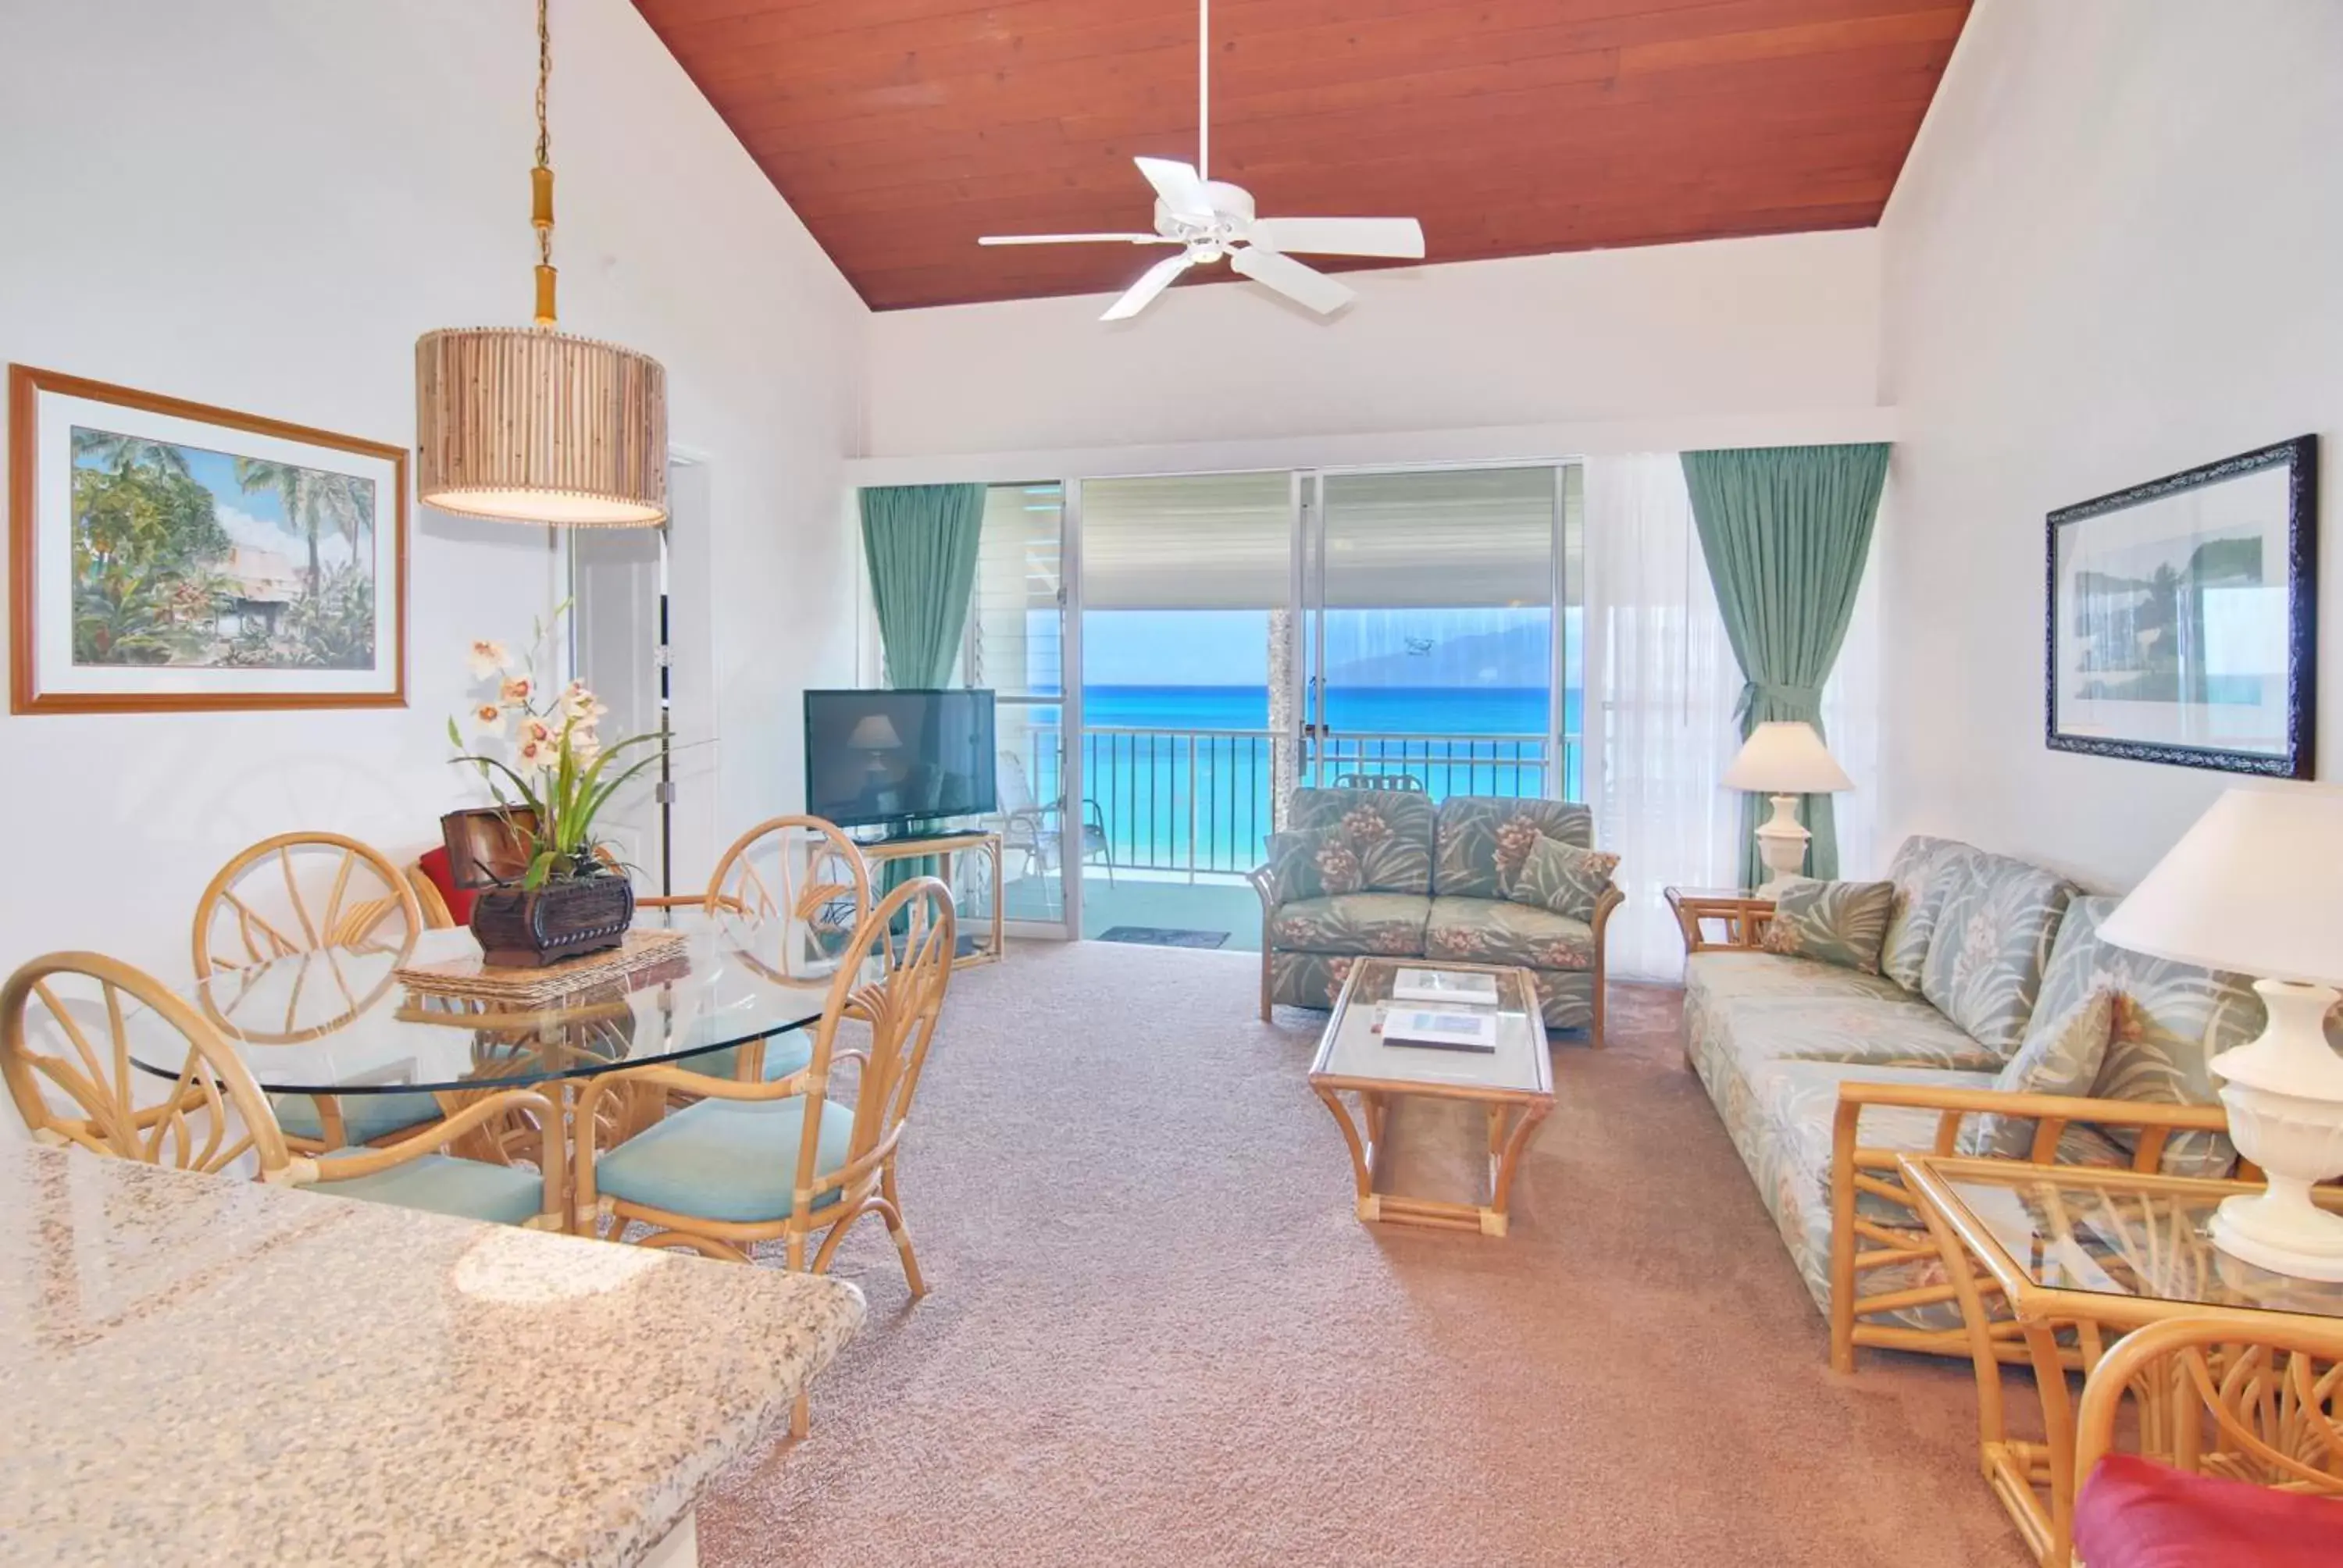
[1959,987,2118,1159]
[1269,893,1431,957]
[1432,796,1592,898]
[2043,894,2259,1180]
[1752,1058,2134,1220]
[1920,850,2077,1055]
[1699,992,2009,1075]
[1503,836,1617,921]
[1286,788,1434,894]
[1763,878,1895,975]
[1878,836,1970,992]
[1686,949,1915,1007]
[1423,896,1594,971]
[1264,827,1363,903]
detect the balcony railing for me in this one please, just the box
[1015,726,1582,879]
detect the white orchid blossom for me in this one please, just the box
[467,640,512,679]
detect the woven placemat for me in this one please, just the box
[395,928,690,1007]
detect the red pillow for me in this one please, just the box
[416,844,476,925]
[2074,1453,2343,1567]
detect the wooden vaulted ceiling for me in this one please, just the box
[632,0,1970,312]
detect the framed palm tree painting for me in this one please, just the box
[9,365,407,712]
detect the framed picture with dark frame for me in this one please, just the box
[2045,434,2316,779]
[9,363,408,715]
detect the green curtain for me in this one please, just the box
[859,484,986,688]
[858,483,985,907]
[1681,444,1889,886]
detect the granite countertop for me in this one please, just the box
[0,1144,865,1566]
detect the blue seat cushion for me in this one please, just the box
[676,1028,815,1085]
[273,1091,442,1146]
[593,1096,856,1224]
[314,1150,547,1226]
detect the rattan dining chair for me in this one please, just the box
[673,815,872,1088]
[2,951,563,1228]
[2074,1313,2343,1500]
[192,831,438,1152]
[572,874,953,1284]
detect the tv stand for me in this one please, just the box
[855,828,1004,970]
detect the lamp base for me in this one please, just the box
[1751,793,1810,896]
[2209,1195,2343,1282]
[2203,980,2343,1281]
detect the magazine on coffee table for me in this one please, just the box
[1378,1003,1499,1053]
[1390,967,1500,1007]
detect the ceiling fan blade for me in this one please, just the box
[1229,246,1354,315]
[1100,251,1198,322]
[979,233,1173,247]
[1134,157,1214,221]
[1248,216,1425,259]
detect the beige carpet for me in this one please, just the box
[699,941,2025,1566]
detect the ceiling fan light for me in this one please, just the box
[415,324,668,529]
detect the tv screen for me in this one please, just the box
[804,689,997,832]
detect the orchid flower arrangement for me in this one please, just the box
[447,609,663,889]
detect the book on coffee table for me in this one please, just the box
[1378,1003,1499,1053]
[1390,967,1500,1007]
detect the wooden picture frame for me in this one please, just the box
[2045,434,2316,779]
[9,364,408,714]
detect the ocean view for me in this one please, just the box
[1008,684,1583,874]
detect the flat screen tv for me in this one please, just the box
[804,688,997,833]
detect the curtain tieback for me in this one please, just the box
[1735,680,1824,725]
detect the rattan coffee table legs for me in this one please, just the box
[1314,1085,1550,1238]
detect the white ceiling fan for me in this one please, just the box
[977,0,1425,322]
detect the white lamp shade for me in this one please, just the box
[847,715,904,750]
[1722,722,1854,794]
[2098,787,2343,988]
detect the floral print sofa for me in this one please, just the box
[1248,789,1624,1040]
[1688,834,2266,1371]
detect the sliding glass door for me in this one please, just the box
[1302,465,1581,804]
[967,483,1070,935]
[954,463,1582,948]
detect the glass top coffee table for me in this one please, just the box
[1901,1155,2343,1566]
[1306,957,1552,1238]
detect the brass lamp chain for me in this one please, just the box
[531,0,557,327]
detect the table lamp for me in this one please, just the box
[1721,721,1853,893]
[2097,787,2343,1281]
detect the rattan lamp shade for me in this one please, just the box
[415,326,668,527]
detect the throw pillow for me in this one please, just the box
[1762,878,1895,975]
[1500,835,1618,921]
[1266,828,1363,904]
[1956,986,2118,1159]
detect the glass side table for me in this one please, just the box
[1663,885,1775,955]
[1900,1155,2343,1566]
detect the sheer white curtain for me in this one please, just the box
[1820,529,1883,878]
[1584,454,1742,982]
[1585,454,1888,981]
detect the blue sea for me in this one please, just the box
[1012,685,1582,874]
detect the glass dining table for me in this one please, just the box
[122,907,834,1221]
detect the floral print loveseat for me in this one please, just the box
[1688,834,2270,1372]
[1247,789,1623,1040]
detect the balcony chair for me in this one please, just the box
[1334,772,1425,792]
[1,951,562,1228]
[997,749,1113,885]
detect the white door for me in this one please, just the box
[570,522,669,892]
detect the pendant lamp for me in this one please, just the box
[415,0,668,528]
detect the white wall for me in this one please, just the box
[866,230,1885,461]
[1878,0,2343,890]
[0,0,866,984]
